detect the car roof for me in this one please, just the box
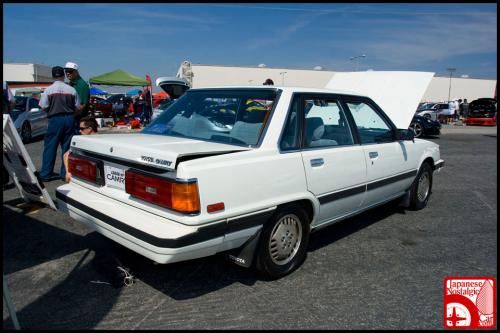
[188,86,369,98]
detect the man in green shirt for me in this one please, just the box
[64,62,90,133]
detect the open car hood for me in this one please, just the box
[71,133,249,171]
[155,77,190,99]
[325,71,434,129]
[3,114,56,210]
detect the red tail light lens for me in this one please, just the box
[125,170,200,214]
[68,153,104,185]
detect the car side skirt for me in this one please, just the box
[317,169,417,205]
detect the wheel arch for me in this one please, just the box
[421,156,435,169]
[276,198,317,226]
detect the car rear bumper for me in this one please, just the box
[465,117,497,126]
[56,183,269,264]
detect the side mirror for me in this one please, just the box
[397,129,415,141]
[30,108,40,112]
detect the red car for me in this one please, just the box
[89,96,113,117]
[465,98,497,126]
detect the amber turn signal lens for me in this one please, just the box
[172,182,200,213]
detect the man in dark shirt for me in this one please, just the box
[64,62,90,133]
[461,98,469,123]
[38,66,80,181]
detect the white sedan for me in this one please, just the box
[56,73,444,278]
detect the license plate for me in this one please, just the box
[104,165,126,190]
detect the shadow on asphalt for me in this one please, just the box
[308,198,406,252]
[3,196,407,329]
[3,203,260,329]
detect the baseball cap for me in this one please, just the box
[52,66,65,78]
[64,62,79,70]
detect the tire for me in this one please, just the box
[21,122,32,143]
[255,204,310,279]
[409,163,433,210]
[412,122,424,138]
[423,113,431,120]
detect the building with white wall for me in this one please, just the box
[176,61,496,102]
[3,63,53,84]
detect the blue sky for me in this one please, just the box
[3,3,497,85]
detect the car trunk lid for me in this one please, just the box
[71,133,249,172]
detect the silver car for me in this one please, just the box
[10,95,48,143]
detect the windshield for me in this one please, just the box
[142,89,277,146]
[417,103,435,111]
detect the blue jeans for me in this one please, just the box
[40,114,75,179]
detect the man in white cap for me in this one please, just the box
[64,61,90,133]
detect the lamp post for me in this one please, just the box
[279,72,287,86]
[446,67,456,102]
[350,54,366,71]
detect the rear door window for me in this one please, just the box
[345,101,394,144]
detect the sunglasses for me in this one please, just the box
[65,69,75,74]
[79,126,89,130]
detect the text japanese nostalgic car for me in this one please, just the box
[56,73,444,278]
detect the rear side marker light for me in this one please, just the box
[125,170,200,214]
[207,202,225,213]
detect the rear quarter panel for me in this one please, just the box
[177,148,318,223]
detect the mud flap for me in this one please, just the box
[226,230,262,268]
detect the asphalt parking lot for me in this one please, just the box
[3,125,497,329]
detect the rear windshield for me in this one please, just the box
[142,89,277,147]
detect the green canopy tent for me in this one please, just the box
[89,69,149,86]
[89,69,152,122]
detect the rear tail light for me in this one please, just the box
[125,169,200,214]
[68,153,104,185]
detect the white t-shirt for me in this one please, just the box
[448,101,455,115]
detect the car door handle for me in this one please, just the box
[369,152,378,159]
[310,158,324,167]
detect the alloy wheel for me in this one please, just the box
[268,214,303,265]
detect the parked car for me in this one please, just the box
[103,94,128,117]
[465,98,497,126]
[89,96,113,117]
[56,85,444,279]
[106,94,127,104]
[10,95,47,143]
[409,114,441,138]
[151,77,191,121]
[155,77,190,100]
[416,102,437,112]
[416,103,451,121]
